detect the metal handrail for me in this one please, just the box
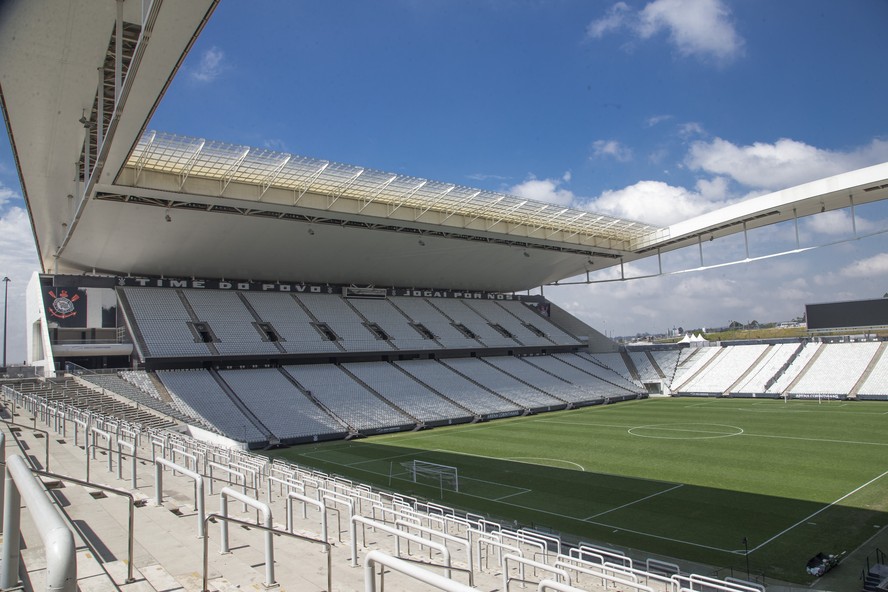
[30,468,137,584]
[2,418,50,470]
[201,513,332,592]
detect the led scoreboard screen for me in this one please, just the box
[805,298,888,330]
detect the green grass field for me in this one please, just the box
[268,397,888,583]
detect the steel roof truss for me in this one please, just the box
[358,175,398,213]
[294,162,330,205]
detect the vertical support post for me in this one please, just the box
[743,221,749,260]
[657,248,662,275]
[2,455,77,592]
[1,463,22,589]
[115,0,123,105]
[698,235,704,267]
[0,431,5,530]
[793,208,800,249]
[96,67,104,151]
[219,493,229,554]
[850,194,857,237]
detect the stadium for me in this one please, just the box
[1,2,888,592]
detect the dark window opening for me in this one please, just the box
[524,323,546,337]
[489,323,513,338]
[254,322,281,342]
[189,322,217,343]
[411,323,435,339]
[313,322,339,341]
[452,323,477,339]
[365,323,389,340]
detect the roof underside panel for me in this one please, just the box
[125,132,661,247]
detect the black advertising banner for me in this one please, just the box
[44,287,88,327]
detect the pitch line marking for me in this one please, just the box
[493,488,533,501]
[291,450,738,555]
[741,432,888,448]
[346,450,435,466]
[504,457,586,471]
[584,484,684,521]
[751,467,888,554]
[628,424,744,439]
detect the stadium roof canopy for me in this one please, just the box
[3,0,888,293]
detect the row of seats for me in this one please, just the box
[655,341,887,397]
[122,287,579,358]
[152,353,645,444]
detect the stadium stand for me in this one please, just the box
[788,342,882,396]
[670,347,722,391]
[241,292,342,354]
[558,353,645,394]
[156,369,268,444]
[429,299,522,348]
[520,355,617,402]
[586,352,642,386]
[219,368,346,442]
[394,359,524,417]
[498,300,582,345]
[677,344,769,394]
[79,370,201,427]
[296,292,394,352]
[857,343,888,399]
[183,290,282,355]
[283,363,415,433]
[342,361,474,424]
[628,350,662,383]
[122,287,214,358]
[462,300,553,346]
[349,298,441,350]
[729,343,800,395]
[388,297,481,349]
[766,343,822,394]
[440,357,566,411]
[649,349,682,388]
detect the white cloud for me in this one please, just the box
[686,137,888,190]
[467,173,511,182]
[0,180,19,207]
[645,114,672,128]
[677,122,705,138]
[805,209,875,237]
[509,173,575,207]
[588,0,744,63]
[591,139,633,162]
[586,2,631,38]
[0,207,41,364]
[840,253,888,278]
[191,46,225,83]
[637,0,744,62]
[262,138,288,152]
[586,179,730,225]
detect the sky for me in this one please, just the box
[1,0,888,360]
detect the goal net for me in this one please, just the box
[401,459,459,493]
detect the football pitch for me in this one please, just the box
[269,397,888,583]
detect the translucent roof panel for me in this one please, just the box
[126,131,663,243]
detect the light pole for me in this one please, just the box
[2,276,9,369]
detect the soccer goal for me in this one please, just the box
[402,459,459,493]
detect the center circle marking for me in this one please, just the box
[628,423,744,440]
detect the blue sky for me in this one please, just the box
[2,0,888,359]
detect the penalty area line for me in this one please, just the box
[584,484,684,521]
[751,467,888,553]
[493,488,532,502]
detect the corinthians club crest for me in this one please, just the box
[48,289,80,320]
